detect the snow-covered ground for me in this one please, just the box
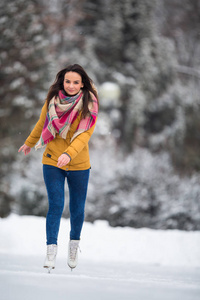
[1,214,200,300]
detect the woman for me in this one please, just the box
[18,64,99,271]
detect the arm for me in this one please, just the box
[66,122,96,159]
[18,102,47,155]
[57,119,97,168]
[24,102,47,147]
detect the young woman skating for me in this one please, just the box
[19,64,99,272]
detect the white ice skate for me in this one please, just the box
[67,240,80,270]
[43,244,57,273]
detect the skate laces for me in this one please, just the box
[47,244,57,256]
[69,241,80,261]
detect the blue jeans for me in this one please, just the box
[43,164,90,245]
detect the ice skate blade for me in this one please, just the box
[68,263,76,271]
[43,266,55,274]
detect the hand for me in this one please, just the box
[57,153,71,168]
[18,144,31,155]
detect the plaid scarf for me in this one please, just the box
[35,90,98,150]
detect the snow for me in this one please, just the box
[99,82,121,108]
[1,214,200,300]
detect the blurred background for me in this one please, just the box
[0,0,200,230]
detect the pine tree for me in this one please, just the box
[0,0,50,216]
[0,0,50,141]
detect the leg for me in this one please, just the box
[43,164,65,245]
[66,169,90,240]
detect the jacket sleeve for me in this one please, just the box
[64,118,97,161]
[25,102,47,148]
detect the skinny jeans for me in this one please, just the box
[43,164,90,245]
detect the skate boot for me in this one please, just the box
[67,240,80,270]
[43,244,57,273]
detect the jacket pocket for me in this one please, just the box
[44,151,58,162]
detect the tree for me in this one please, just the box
[0,0,50,216]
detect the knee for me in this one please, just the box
[48,199,64,215]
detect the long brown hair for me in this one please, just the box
[46,64,99,118]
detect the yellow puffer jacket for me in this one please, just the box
[25,101,97,171]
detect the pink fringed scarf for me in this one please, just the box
[35,90,98,150]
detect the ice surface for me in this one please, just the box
[1,255,200,300]
[0,215,200,300]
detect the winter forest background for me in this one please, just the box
[0,0,200,231]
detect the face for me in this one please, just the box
[63,71,84,96]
